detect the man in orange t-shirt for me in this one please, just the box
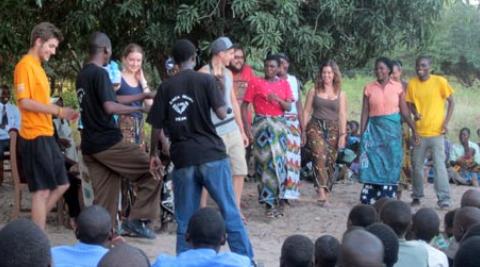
[14,22,78,229]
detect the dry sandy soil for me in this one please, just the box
[0,177,472,266]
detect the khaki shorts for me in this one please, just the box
[221,129,248,176]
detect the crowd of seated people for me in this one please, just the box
[340,125,480,189]
[2,190,480,267]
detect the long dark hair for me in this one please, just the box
[315,60,342,95]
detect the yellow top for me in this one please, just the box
[405,75,454,137]
[14,54,54,139]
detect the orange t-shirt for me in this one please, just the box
[364,79,404,117]
[14,54,54,139]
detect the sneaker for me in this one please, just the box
[121,219,156,239]
[411,198,421,207]
[438,202,451,210]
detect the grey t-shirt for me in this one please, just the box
[206,66,238,136]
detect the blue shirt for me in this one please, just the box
[51,242,109,267]
[117,77,143,119]
[0,102,20,140]
[152,248,251,267]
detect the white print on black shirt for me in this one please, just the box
[169,94,194,122]
[77,88,85,112]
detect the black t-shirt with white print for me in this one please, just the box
[76,63,122,155]
[147,69,227,168]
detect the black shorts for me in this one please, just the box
[18,136,69,192]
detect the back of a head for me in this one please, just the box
[88,31,111,56]
[380,200,412,238]
[76,205,112,245]
[314,235,340,267]
[340,229,384,267]
[187,207,225,248]
[97,244,150,267]
[462,223,480,243]
[366,223,399,267]
[348,204,378,228]
[453,207,480,242]
[412,208,440,243]
[461,189,480,208]
[454,236,480,267]
[172,39,196,65]
[0,218,51,267]
[373,197,393,214]
[280,234,314,267]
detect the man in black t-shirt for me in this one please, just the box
[147,39,254,260]
[76,32,160,239]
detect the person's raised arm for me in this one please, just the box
[230,77,249,146]
[204,75,227,119]
[137,69,153,107]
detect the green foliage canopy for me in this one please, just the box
[0,0,445,86]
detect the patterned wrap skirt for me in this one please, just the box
[284,114,301,199]
[359,113,402,204]
[306,117,339,192]
[119,115,145,148]
[399,122,412,190]
[252,115,289,208]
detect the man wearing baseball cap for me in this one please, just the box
[198,37,250,221]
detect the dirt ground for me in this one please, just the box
[0,177,471,267]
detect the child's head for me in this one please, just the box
[366,223,399,267]
[339,229,384,267]
[454,236,480,267]
[412,208,440,243]
[461,189,480,209]
[349,121,359,135]
[347,204,378,229]
[453,207,480,242]
[380,200,412,238]
[280,235,314,267]
[373,197,393,214]
[459,127,471,145]
[314,235,340,267]
[0,218,52,267]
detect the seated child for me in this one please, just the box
[152,208,251,267]
[314,235,340,267]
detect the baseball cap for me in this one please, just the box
[210,37,233,55]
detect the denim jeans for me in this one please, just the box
[172,158,254,259]
[411,135,451,205]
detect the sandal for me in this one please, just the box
[265,208,284,218]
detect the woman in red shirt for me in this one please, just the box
[241,54,292,218]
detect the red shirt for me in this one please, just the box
[232,64,255,105]
[243,77,293,116]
